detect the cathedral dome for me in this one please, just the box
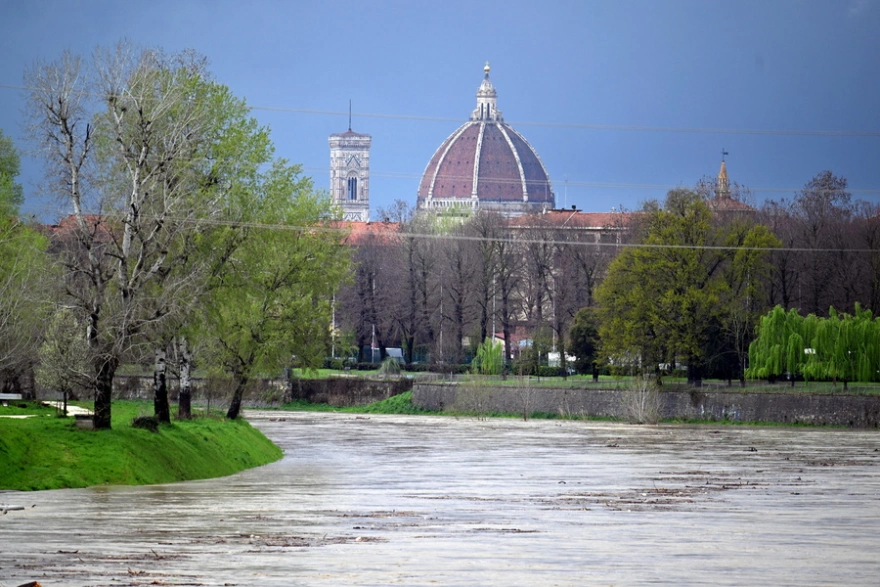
[417,64,554,215]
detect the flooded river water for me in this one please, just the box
[2,412,879,586]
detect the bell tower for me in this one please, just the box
[329,111,371,222]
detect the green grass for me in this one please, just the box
[0,400,282,491]
[279,391,432,415]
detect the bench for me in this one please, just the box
[0,393,23,406]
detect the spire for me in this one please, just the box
[472,61,502,122]
[715,152,731,200]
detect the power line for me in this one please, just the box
[3,81,879,138]
[301,166,880,197]
[41,212,880,255]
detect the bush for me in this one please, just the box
[132,415,159,432]
[323,357,347,371]
[379,357,402,376]
[622,376,663,424]
[403,363,469,374]
[537,366,566,378]
[471,338,503,375]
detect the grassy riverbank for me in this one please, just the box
[0,401,282,491]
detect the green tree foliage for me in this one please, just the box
[26,44,281,427]
[747,305,880,388]
[471,337,503,375]
[195,166,350,420]
[35,307,90,399]
[0,131,49,385]
[0,215,51,384]
[596,189,779,381]
[0,129,24,216]
[568,307,600,375]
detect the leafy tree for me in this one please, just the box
[35,307,90,404]
[195,166,350,420]
[596,189,778,383]
[748,304,880,388]
[471,337,503,375]
[0,216,51,393]
[746,306,807,384]
[0,129,24,216]
[26,44,277,428]
[568,307,600,375]
[0,131,50,392]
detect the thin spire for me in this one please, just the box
[716,151,731,199]
[348,99,352,131]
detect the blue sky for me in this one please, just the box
[1,0,878,221]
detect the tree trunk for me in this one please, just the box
[154,349,170,423]
[93,357,118,430]
[177,338,193,420]
[226,373,248,420]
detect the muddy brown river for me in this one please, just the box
[1,412,879,586]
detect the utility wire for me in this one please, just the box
[2,81,879,138]
[4,81,879,197]
[43,212,880,255]
[306,167,880,197]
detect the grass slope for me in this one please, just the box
[281,391,432,415]
[0,401,282,491]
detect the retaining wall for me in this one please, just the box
[108,374,411,408]
[412,382,880,428]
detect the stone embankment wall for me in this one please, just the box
[289,377,412,407]
[412,383,880,428]
[110,375,411,408]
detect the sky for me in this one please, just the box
[1,0,879,222]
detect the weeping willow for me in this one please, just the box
[747,305,880,386]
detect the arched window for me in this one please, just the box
[347,177,358,200]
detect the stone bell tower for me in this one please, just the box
[329,111,371,222]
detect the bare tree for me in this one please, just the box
[466,211,500,345]
[26,44,258,428]
[436,222,477,363]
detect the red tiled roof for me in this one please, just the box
[418,121,554,205]
[507,209,632,229]
[708,196,755,213]
[331,220,400,245]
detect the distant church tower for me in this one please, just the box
[329,115,371,222]
[715,150,731,200]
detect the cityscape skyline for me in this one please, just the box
[1,0,878,221]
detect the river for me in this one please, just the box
[1,412,878,586]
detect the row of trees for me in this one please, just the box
[336,206,621,373]
[596,189,779,384]
[747,305,880,387]
[2,43,350,428]
[5,47,878,417]
[337,173,878,385]
[759,171,880,314]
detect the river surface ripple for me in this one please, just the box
[2,412,879,586]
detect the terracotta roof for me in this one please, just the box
[707,196,755,213]
[331,220,400,245]
[507,209,631,229]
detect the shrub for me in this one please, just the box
[622,376,662,424]
[471,338,503,375]
[132,415,159,432]
[379,357,402,377]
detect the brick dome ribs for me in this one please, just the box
[417,63,554,216]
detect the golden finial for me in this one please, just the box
[484,61,491,76]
